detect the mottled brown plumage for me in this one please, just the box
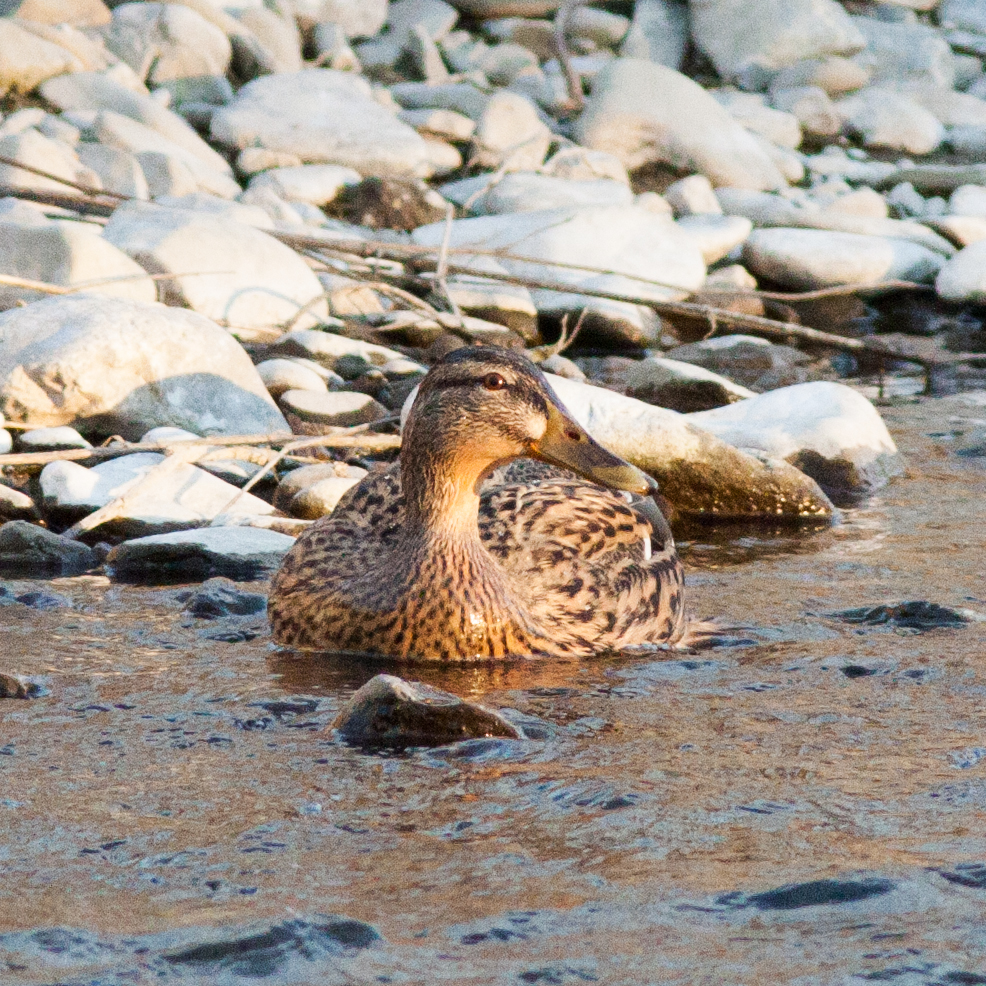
[269,347,686,661]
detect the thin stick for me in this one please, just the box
[0,154,129,200]
[434,201,463,319]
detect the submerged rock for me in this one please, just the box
[831,601,973,631]
[178,577,267,619]
[0,672,47,699]
[333,674,523,748]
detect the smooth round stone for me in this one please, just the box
[256,358,329,399]
[936,240,986,302]
[280,390,388,427]
[139,426,201,444]
[273,461,366,512]
[17,426,92,452]
[290,475,365,518]
[0,484,39,521]
[0,429,10,455]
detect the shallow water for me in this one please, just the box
[2,393,986,984]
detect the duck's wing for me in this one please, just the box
[478,478,685,649]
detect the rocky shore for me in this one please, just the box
[0,0,984,578]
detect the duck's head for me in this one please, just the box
[402,347,657,510]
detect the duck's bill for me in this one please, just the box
[533,404,659,496]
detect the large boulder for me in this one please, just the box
[210,69,436,179]
[574,59,788,191]
[103,202,327,333]
[0,295,288,439]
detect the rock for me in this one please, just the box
[18,426,91,451]
[928,214,986,248]
[876,163,986,197]
[743,228,945,290]
[40,71,231,173]
[821,186,888,219]
[398,107,476,141]
[0,295,288,439]
[676,214,752,264]
[0,520,95,574]
[0,18,84,93]
[688,381,904,504]
[236,148,303,176]
[621,356,757,413]
[541,146,630,184]
[288,475,366,519]
[237,6,303,75]
[831,601,971,630]
[0,485,40,522]
[256,359,329,399]
[333,674,523,748]
[332,176,447,231]
[664,175,722,217]
[0,429,10,455]
[178,576,267,618]
[11,0,110,26]
[155,192,273,229]
[620,0,689,70]
[273,461,365,510]
[771,85,842,141]
[40,452,276,537]
[411,205,707,304]
[691,0,863,82]
[835,88,944,156]
[247,165,361,207]
[715,91,802,149]
[107,526,295,581]
[76,143,149,199]
[0,129,100,196]
[103,202,326,333]
[0,671,47,700]
[575,59,787,191]
[665,334,810,390]
[949,185,986,218]
[0,220,157,311]
[535,374,834,519]
[769,55,871,96]
[444,259,539,340]
[471,91,551,171]
[717,189,955,257]
[272,329,405,372]
[356,0,457,69]
[474,172,634,214]
[936,240,986,302]
[103,3,232,96]
[279,390,388,428]
[851,17,955,90]
[390,80,489,120]
[211,69,436,179]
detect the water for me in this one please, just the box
[2,393,986,984]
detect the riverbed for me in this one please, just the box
[2,390,986,985]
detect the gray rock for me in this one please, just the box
[445,258,539,340]
[743,228,944,290]
[103,202,327,333]
[237,6,303,74]
[771,85,842,141]
[941,0,986,34]
[532,292,662,348]
[288,474,367,518]
[178,577,267,618]
[107,526,295,581]
[333,674,523,748]
[936,240,986,302]
[76,143,149,199]
[949,185,986,218]
[676,214,752,264]
[40,452,276,536]
[0,295,287,439]
[620,0,689,70]
[18,426,91,451]
[0,484,40,522]
[691,0,863,81]
[474,172,634,214]
[471,90,551,171]
[768,55,871,96]
[0,220,157,311]
[664,175,722,217]
[0,128,101,196]
[688,381,905,504]
[390,80,489,120]
[0,19,84,93]
[575,59,787,191]
[398,107,476,141]
[714,91,802,148]
[665,334,810,390]
[211,69,437,179]
[835,88,944,156]
[280,390,388,427]
[0,520,95,575]
[851,16,955,90]
[272,329,405,371]
[621,356,757,413]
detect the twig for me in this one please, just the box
[0,154,128,200]
[0,270,232,296]
[701,281,932,302]
[434,201,462,319]
[554,0,586,114]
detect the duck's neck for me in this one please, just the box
[400,445,486,541]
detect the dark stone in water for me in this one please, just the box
[178,577,267,619]
[0,672,47,699]
[11,589,70,610]
[0,521,95,575]
[333,674,523,748]
[832,601,969,630]
[742,877,895,910]
[938,862,986,889]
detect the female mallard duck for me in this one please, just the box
[269,346,686,661]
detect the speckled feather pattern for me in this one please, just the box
[269,460,686,661]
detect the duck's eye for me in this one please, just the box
[482,372,507,391]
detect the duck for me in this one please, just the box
[269,346,687,661]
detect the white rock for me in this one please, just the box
[475,173,634,214]
[288,475,365,518]
[0,198,53,226]
[675,214,752,264]
[620,0,689,70]
[835,88,944,156]
[928,214,986,247]
[445,258,538,340]
[18,426,91,451]
[256,359,329,399]
[0,108,49,138]
[103,3,231,92]
[140,426,201,444]
[412,204,707,303]
[0,295,287,439]
[236,148,303,176]
[246,164,361,206]
[356,0,457,68]
[821,186,888,219]
[0,129,100,196]
[294,0,388,35]
[715,91,803,149]
[936,240,986,302]
[40,71,231,173]
[949,185,986,219]
[76,143,149,199]
[211,69,436,178]
[272,329,406,370]
[471,91,551,171]
[280,390,388,427]
[703,264,757,291]
[541,146,629,184]
[273,460,366,510]
[398,107,476,141]
[851,17,955,90]
[107,526,295,581]
[771,85,842,141]
[769,56,871,96]
[0,430,11,455]
[40,452,275,537]
[690,0,864,81]
[743,228,944,290]
[236,6,303,74]
[103,202,327,333]
[0,481,37,519]
[664,175,722,217]
[0,19,84,93]
[0,221,156,310]
[575,59,787,191]
[154,192,273,228]
[688,381,905,503]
